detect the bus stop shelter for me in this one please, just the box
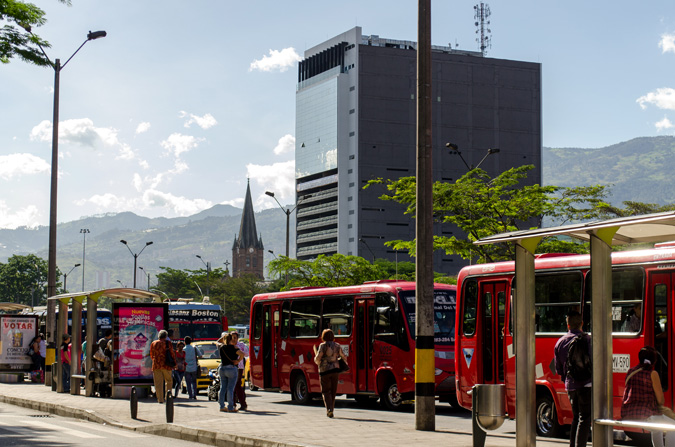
[47,288,159,397]
[474,211,675,447]
[0,303,31,313]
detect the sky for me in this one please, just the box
[2,0,675,230]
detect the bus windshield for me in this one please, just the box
[168,304,223,341]
[399,289,456,345]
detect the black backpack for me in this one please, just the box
[565,334,592,382]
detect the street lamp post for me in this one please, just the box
[138,266,151,290]
[268,250,279,280]
[62,263,81,293]
[358,238,376,263]
[195,255,211,296]
[446,143,500,171]
[265,191,298,285]
[80,228,90,291]
[21,26,106,299]
[120,240,153,289]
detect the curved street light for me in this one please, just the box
[62,263,81,293]
[138,266,151,291]
[446,143,500,172]
[80,228,90,291]
[195,255,211,296]
[265,191,298,285]
[120,240,153,288]
[20,26,107,299]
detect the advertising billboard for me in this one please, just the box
[0,315,38,371]
[112,303,168,385]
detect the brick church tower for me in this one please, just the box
[232,181,264,280]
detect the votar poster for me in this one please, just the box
[0,316,38,370]
[112,303,167,385]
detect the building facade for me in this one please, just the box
[295,27,542,275]
[232,181,264,280]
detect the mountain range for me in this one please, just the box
[2,135,674,288]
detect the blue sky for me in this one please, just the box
[1,0,675,229]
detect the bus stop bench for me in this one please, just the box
[71,374,86,380]
[596,418,675,432]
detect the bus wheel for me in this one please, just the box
[292,373,311,405]
[536,394,562,437]
[380,380,403,411]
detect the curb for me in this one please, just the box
[0,393,315,447]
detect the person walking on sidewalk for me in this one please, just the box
[231,331,249,411]
[150,330,176,404]
[314,329,347,418]
[183,336,198,399]
[217,332,244,413]
[173,341,186,397]
[61,334,72,393]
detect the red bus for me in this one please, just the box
[248,280,457,409]
[454,246,675,439]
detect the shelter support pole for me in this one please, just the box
[56,299,68,393]
[590,229,616,447]
[70,297,83,395]
[45,298,57,387]
[85,295,98,396]
[515,238,539,447]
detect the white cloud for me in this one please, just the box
[136,122,151,134]
[660,33,675,54]
[0,201,41,229]
[656,117,674,131]
[249,47,302,73]
[273,134,295,155]
[247,160,295,207]
[75,192,127,211]
[179,111,217,129]
[141,189,212,216]
[160,133,202,157]
[220,198,244,208]
[0,153,50,180]
[637,88,675,110]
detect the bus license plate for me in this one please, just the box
[613,354,631,373]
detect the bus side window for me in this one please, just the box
[534,271,582,333]
[654,283,668,390]
[374,294,397,345]
[253,303,263,340]
[280,301,290,339]
[290,299,320,338]
[463,280,478,336]
[322,297,353,336]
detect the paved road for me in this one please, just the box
[0,401,204,446]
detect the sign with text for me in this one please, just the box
[0,316,38,370]
[112,303,168,385]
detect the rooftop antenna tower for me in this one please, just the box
[474,2,492,56]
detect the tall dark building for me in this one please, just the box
[232,181,264,280]
[294,27,542,275]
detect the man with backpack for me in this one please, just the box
[554,310,592,447]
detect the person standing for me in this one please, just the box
[150,330,175,404]
[622,346,675,447]
[217,332,244,413]
[554,311,592,447]
[173,341,186,397]
[183,336,198,400]
[314,329,347,418]
[29,334,44,371]
[60,334,72,393]
[231,331,249,411]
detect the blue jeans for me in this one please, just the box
[62,363,71,392]
[219,365,238,410]
[185,370,198,398]
[172,370,185,397]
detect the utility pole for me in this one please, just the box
[415,0,435,432]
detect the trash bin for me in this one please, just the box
[474,384,506,431]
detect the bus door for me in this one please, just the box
[262,303,280,388]
[649,272,673,409]
[355,297,375,393]
[479,281,508,384]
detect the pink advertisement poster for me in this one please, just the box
[113,304,167,384]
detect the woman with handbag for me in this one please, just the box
[314,329,348,418]
[173,341,186,397]
[622,346,675,447]
[217,332,244,413]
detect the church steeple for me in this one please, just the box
[232,180,264,279]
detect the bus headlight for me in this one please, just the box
[435,368,443,376]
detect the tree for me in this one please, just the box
[269,254,388,290]
[155,267,199,300]
[367,165,610,263]
[0,254,58,306]
[0,0,69,66]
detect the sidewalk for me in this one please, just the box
[0,380,569,446]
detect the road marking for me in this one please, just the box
[22,419,104,438]
[68,421,149,437]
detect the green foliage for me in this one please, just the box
[597,201,675,218]
[0,254,58,306]
[0,0,69,66]
[269,253,388,290]
[368,165,610,263]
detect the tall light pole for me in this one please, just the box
[265,191,297,285]
[120,240,153,289]
[268,250,279,280]
[80,228,90,291]
[20,26,107,299]
[62,263,81,292]
[195,255,211,296]
[358,238,375,263]
[446,143,500,172]
[138,266,151,290]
